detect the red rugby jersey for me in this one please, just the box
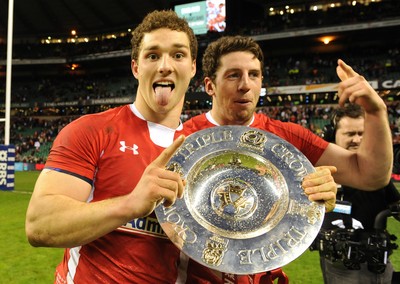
[181,112,328,165]
[46,104,189,283]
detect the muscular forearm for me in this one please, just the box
[26,136,185,248]
[357,106,393,188]
[25,193,132,248]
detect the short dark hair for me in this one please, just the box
[331,103,365,130]
[130,10,198,62]
[323,104,365,142]
[202,35,264,82]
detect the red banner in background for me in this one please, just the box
[35,164,45,170]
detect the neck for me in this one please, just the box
[209,110,254,126]
[134,101,182,129]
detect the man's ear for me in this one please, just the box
[131,60,139,79]
[204,77,215,97]
[191,59,197,79]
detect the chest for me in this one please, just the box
[92,124,167,200]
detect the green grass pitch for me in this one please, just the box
[0,171,398,283]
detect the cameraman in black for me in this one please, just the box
[317,103,400,283]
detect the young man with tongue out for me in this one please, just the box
[25,10,197,283]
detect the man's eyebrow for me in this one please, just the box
[141,44,158,52]
[225,68,261,73]
[225,68,240,72]
[143,43,189,51]
[172,43,190,49]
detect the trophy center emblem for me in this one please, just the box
[211,178,257,220]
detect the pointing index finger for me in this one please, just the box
[153,135,185,167]
[337,59,358,81]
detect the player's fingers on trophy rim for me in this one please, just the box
[177,179,186,199]
[303,181,336,195]
[157,168,184,183]
[302,174,334,188]
[161,190,178,208]
[308,191,336,202]
[324,199,336,212]
[324,204,335,213]
[315,165,337,174]
[157,178,180,194]
[304,167,332,181]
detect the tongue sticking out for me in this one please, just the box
[155,86,172,106]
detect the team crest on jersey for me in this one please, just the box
[119,141,139,155]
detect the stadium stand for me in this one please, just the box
[0,0,399,163]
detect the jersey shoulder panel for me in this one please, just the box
[45,105,148,180]
[182,113,215,136]
[252,113,329,165]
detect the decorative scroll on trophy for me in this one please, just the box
[155,126,324,274]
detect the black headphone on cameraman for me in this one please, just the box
[322,113,337,143]
[323,104,365,143]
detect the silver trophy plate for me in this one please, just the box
[155,125,324,274]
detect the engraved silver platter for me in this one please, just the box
[155,125,324,274]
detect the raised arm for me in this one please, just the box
[316,59,393,190]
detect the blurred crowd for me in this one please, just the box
[5,100,400,164]
[1,0,399,164]
[2,44,399,108]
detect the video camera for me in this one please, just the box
[310,202,400,274]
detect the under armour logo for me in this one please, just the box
[119,141,139,155]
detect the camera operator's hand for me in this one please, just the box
[302,166,337,212]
